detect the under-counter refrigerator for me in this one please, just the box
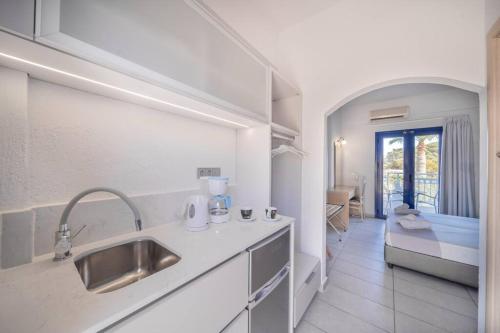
[247,227,290,333]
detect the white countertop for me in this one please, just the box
[0,216,293,333]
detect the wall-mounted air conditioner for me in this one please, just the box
[369,106,409,122]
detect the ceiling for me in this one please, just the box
[203,0,338,34]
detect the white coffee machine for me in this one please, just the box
[207,176,231,223]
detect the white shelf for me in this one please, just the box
[271,70,301,134]
[294,252,320,291]
[271,122,299,137]
[272,70,300,101]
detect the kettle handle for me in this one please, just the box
[187,203,195,219]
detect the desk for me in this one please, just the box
[327,185,356,230]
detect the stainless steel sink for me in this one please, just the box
[74,238,181,294]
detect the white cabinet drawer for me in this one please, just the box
[106,252,249,333]
[222,310,248,333]
[294,262,320,327]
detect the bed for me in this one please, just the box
[384,212,479,287]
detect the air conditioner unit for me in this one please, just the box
[369,106,409,122]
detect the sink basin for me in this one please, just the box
[74,238,181,294]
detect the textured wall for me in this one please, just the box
[27,79,236,205]
[0,68,238,268]
[0,67,29,212]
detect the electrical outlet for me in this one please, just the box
[211,168,221,177]
[197,167,221,178]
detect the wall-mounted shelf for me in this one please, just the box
[271,70,301,134]
[271,122,299,138]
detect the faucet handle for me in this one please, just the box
[72,224,87,240]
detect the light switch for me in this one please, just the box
[197,167,221,178]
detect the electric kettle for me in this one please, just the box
[184,195,209,231]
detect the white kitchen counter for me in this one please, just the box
[0,216,293,333]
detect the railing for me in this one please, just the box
[383,171,439,208]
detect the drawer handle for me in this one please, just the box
[305,271,316,284]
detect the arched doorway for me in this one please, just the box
[320,77,486,330]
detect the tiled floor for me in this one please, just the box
[296,217,478,333]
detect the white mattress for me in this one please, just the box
[385,213,479,266]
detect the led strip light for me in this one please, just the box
[0,51,249,128]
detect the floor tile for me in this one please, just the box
[395,312,447,333]
[304,298,387,333]
[340,244,385,262]
[395,292,477,333]
[295,320,327,333]
[356,221,386,231]
[338,251,391,274]
[349,230,386,244]
[393,267,470,299]
[346,232,383,243]
[319,285,394,332]
[332,259,394,289]
[328,270,394,308]
[394,278,477,318]
[343,238,385,254]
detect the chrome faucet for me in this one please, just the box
[54,187,142,260]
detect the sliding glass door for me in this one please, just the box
[375,127,442,218]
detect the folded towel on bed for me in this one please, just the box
[399,214,417,221]
[397,214,431,229]
[394,203,421,215]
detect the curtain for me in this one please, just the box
[439,115,476,217]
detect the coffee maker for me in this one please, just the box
[207,176,231,223]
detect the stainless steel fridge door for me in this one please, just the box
[248,227,290,296]
[249,267,289,333]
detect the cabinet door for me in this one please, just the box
[105,252,249,333]
[0,0,35,38]
[36,0,268,118]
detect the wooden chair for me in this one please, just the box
[350,177,367,221]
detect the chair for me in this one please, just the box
[384,179,404,214]
[415,191,439,213]
[326,203,345,242]
[350,176,367,221]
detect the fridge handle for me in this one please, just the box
[249,265,289,309]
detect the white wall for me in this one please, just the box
[326,110,342,188]
[1,68,237,211]
[327,85,480,216]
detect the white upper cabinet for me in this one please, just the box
[0,0,35,38]
[35,0,268,120]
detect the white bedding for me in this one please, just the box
[385,213,479,266]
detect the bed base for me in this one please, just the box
[384,244,478,288]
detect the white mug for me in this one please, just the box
[265,207,278,219]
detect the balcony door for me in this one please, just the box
[375,127,442,218]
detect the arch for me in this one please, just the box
[324,77,485,118]
[318,75,487,330]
